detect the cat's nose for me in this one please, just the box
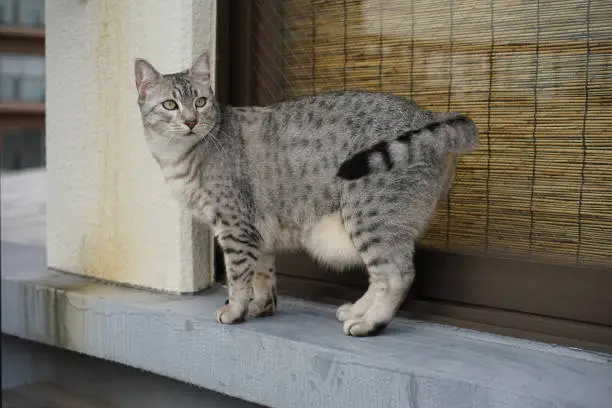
[184,120,198,130]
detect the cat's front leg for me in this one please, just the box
[215,229,262,324]
[246,252,277,318]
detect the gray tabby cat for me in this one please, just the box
[134,52,478,337]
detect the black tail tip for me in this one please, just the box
[337,152,370,180]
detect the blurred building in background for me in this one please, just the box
[0,0,45,171]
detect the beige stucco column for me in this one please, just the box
[45,0,217,292]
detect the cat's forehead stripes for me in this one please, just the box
[163,72,199,99]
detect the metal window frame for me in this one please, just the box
[216,0,612,354]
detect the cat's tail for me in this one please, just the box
[337,113,478,181]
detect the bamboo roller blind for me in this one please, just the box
[252,0,612,268]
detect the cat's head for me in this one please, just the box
[134,52,216,159]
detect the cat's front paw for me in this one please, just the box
[343,318,387,337]
[215,303,247,324]
[246,296,277,318]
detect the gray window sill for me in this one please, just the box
[2,241,611,408]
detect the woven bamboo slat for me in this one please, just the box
[253,0,612,268]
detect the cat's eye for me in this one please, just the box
[194,97,207,108]
[161,99,178,110]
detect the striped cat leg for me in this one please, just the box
[339,173,436,336]
[246,252,277,318]
[215,228,262,324]
[335,184,382,323]
[336,286,377,322]
[343,249,415,336]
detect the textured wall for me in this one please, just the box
[45,0,215,292]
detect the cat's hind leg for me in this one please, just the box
[343,247,415,336]
[335,286,377,322]
[339,171,440,336]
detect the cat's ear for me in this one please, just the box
[134,58,160,97]
[190,52,210,81]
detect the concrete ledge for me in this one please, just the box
[2,242,612,408]
[2,335,260,407]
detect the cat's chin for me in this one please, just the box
[183,130,203,138]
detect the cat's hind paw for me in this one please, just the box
[336,303,360,322]
[343,318,387,337]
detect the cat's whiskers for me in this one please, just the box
[166,132,179,147]
[195,120,230,155]
[206,132,225,155]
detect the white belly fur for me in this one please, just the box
[302,213,362,270]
